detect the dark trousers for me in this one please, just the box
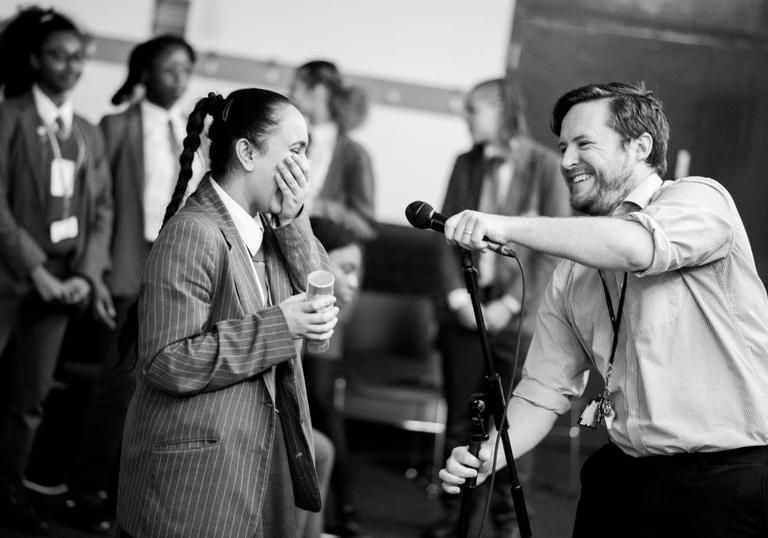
[70,296,137,497]
[437,323,533,528]
[573,443,768,538]
[0,294,71,482]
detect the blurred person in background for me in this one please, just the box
[63,34,198,534]
[424,77,570,538]
[302,216,365,537]
[290,59,376,536]
[290,60,376,241]
[0,6,113,534]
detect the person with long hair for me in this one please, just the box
[64,34,197,534]
[116,89,338,538]
[424,78,571,538]
[290,60,376,241]
[0,6,113,534]
[289,59,375,537]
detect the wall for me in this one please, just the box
[0,0,515,224]
[511,0,768,278]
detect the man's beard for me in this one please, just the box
[571,167,635,216]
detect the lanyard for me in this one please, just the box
[46,121,85,218]
[598,271,628,387]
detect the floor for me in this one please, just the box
[0,419,592,538]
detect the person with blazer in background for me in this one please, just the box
[0,7,113,534]
[64,35,198,534]
[424,78,571,538]
[290,59,376,537]
[117,89,338,538]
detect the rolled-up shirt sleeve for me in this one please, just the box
[626,178,734,277]
[514,263,592,415]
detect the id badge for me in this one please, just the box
[50,158,76,197]
[50,216,78,243]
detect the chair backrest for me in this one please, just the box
[342,223,444,380]
[343,222,442,355]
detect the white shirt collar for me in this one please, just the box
[209,177,264,256]
[32,84,74,133]
[624,173,663,210]
[309,121,337,148]
[141,98,183,122]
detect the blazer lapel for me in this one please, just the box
[18,95,51,204]
[504,141,535,217]
[195,180,266,314]
[127,105,145,207]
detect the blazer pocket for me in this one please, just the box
[153,438,220,452]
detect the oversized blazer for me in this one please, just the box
[312,134,376,240]
[118,178,327,538]
[99,104,150,298]
[0,92,112,296]
[439,137,571,335]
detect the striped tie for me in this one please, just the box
[252,249,270,305]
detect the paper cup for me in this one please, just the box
[306,270,335,353]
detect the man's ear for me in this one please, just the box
[29,53,40,72]
[234,138,256,172]
[632,133,653,164]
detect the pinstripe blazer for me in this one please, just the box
[118,178,327,537]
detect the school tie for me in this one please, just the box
[251,248,270,306]
[55,116,67,140]
[476,155,506,287]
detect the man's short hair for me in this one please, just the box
[550,81,670,177]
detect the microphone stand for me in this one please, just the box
[455,247,531,538]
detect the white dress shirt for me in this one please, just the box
[142,100,187,242]
[32,84,73,135]
[305,121,337,213]
[209,178,268,305]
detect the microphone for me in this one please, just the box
[405,201,517,257]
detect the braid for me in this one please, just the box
[161,92,225,227]
[111,41,148,105]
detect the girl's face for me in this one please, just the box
[144,45,194,109]
[329,243,362,308]
[290,79,328,124]
[34,30,85,96]
[246,104,309,215]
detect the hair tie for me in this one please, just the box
[221,98,232,122]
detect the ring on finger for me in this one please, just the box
[462,229,473,235]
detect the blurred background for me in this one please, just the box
[1,0,767,536]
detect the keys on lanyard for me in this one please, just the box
[578,271,627,430]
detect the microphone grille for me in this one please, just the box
[405,201,434,229]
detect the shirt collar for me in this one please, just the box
[141,98,183,122]
[624,173,663,210]
[209,177,264,256]
[32,84,74,133]
[309,121,338,147]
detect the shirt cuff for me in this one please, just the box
[513,376,573,415]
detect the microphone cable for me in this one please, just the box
[475,254,526,538]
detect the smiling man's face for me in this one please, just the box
[558,98,638,216]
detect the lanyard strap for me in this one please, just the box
[598,271,628,385]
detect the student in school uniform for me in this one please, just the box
[64,35,198,533]
[0,7,113,534]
